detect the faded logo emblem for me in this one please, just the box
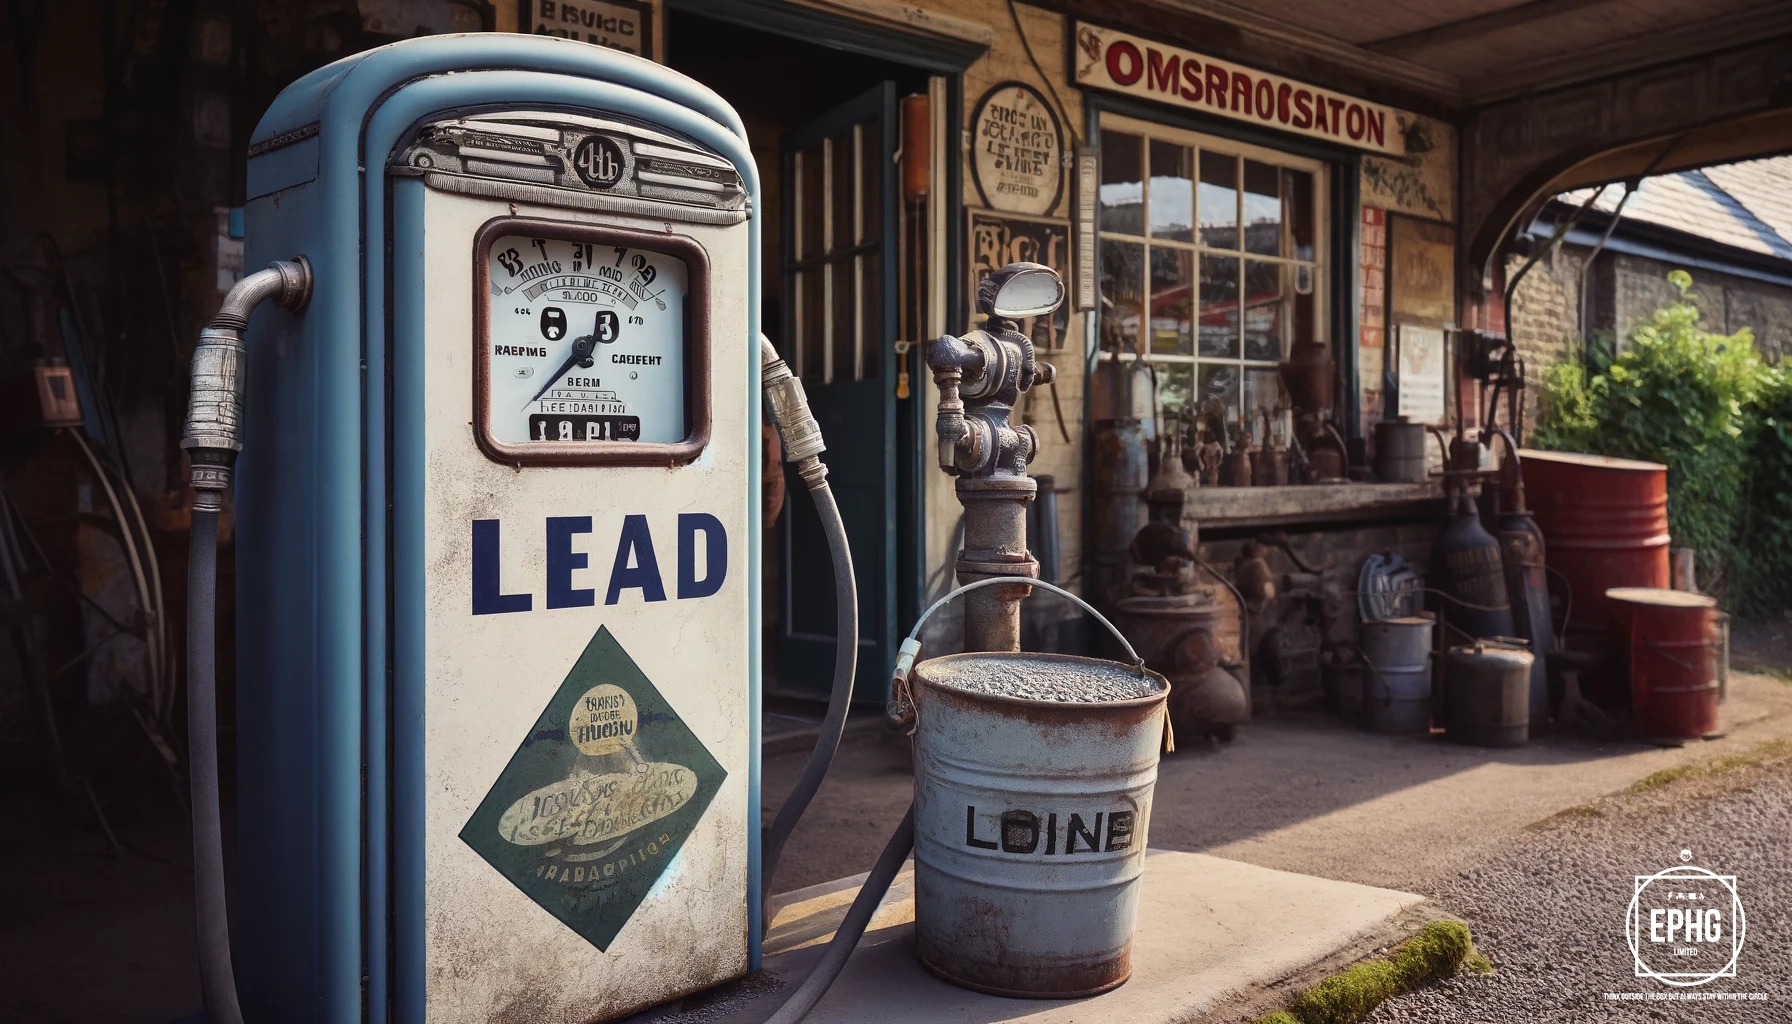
[1626,848,1747,987]
[460,626,726,951]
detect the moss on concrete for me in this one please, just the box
[1252,920,1485,1024]
[1630,738,1792,793]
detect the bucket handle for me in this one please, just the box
[887,576,1147,726]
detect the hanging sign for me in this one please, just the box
[1396,324,1447,425]
[969,82,1065,217]
[1072,23,1405,156]
[522,0,661,62]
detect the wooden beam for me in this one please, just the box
[1364,0,1619,58]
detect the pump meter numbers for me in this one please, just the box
[483,228,690,449]
[529,414,641,442]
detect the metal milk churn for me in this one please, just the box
[1429,483,1514,641]
[1442,639,1534,747]
[905,602,1169,997]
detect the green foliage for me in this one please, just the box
[1533,270,1781,609]
[1259,920,1482,1024]
[1739,365,1792,616]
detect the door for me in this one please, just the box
[779,82,899,703]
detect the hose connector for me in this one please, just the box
[886,636,923,728]
[182,258,312,512]
[760,335,828,482]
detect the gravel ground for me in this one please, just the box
[1368,756,1792,1023]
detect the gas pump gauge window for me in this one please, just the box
[476,219,710,466]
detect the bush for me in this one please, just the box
[1533,270,1773,609]
[1740,366,1792,617]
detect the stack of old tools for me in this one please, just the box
[1110,435,1249,743]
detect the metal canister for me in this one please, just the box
[1358,617,1434,733]
[911,652,1169,997]
[1429,487,1514,641]
[1607,587,1720,742]
[1373,417,1428,483]
[1443,639,1533,747]
[1090,420,1149,603]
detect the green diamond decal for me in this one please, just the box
[460,626,727,951]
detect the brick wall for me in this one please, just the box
[1506,245,1792,437]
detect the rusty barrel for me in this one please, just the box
[1607,588,1720,742]
[911,652,1168,997]
[1520,450,1669,655]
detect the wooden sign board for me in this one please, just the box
[969,210,1071,351]
[522,0,661,62]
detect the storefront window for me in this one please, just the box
[1098,115,1327,442]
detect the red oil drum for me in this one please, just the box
[1607,587,1720,742]
[1520,450,1670,649]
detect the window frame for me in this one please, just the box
[1094,111,1331,438]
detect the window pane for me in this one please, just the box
[1148,140,1193,242]
[1100,131,1144,236]
[1244,367,1284,442]
[1294,264,1318,346]
[1244,260,1286,361]
[1197,362,1241,432]
[1155,362,1194,420]
[1198,253,1240,358]
[1243,159,1281,256]
[1284,168,1316,262]
[1198,151,1238,249]
[1149,248,1193,356]
[1099,237,1145,356]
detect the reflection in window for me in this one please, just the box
[1199,254,1239,359]
[1149,140,1194,242]
[1149,248,1193,356]
[1198,151,1238,250]
[1100,237,1145,356]
[1243,160,1282,257]
[1244,260,1286,361]
[1100,132,1144,238]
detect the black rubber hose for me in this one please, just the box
[763,804,914,1024]
[761,473,858,908]
[188,508,245,1024]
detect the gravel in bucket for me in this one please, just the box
[924,655,1164,703]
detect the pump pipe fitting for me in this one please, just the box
[760,336,827,482]
[181,258,313,513]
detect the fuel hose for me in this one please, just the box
[180,259,312,1024]
[757,337,859,903]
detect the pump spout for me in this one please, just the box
[180,256,311,1024]
[180,258,312,512]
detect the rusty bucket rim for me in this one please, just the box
[913,651,1170,711]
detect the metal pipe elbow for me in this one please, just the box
[760,334,827,472]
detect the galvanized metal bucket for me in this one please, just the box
[1358,616,1434,733]
[902,581,1169,998]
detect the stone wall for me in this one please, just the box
[1506,245,1792,436]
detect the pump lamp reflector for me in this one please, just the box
[979,263,1063,320]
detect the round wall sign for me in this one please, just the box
[970,81,1064,217]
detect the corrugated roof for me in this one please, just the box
[1557,155,1792,263]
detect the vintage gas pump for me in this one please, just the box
[179,36,857,1024]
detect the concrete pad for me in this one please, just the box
[707,850,1423,1024]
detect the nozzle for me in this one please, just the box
[181,257,313,512]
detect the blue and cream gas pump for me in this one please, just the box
[179,34,860,1024]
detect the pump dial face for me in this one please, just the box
[484,231,689,447]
